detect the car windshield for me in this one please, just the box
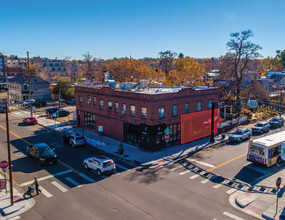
[38,146,53,155]
[233,130,243,135]
[103,161,113,166]
[255,123,264,127]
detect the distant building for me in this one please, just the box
[0,55,7,80]
[33,57,66,76]
[75,81,219,151]
[7,74,51,102]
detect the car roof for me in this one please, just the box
[34,143,50,148]
[236,128,248,131]
[256,122,268,124]
[87,156,112,162]
[28,117,36,119]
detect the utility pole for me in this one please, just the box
[5,101,13,206]
[27,52,32,117]
[58,89,61,109]
[210,102,216,143]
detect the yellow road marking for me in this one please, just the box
[207,152,247,172]
[0,124,81,174]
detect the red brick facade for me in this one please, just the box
[75,85,219,151]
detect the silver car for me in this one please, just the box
[252,122,270,134]
[229,128,251,143]
[65,132,86,148]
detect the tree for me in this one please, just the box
[164,57,206,87]
[275,49,285,69]
[82,52,97,82]
[220,29,262,115]
[52,77,74,99]
[178,53,184,58]
[158,50,177,75]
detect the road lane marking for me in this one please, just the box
[201,179,209,184]
[8,216,21,220]
[186,159,216,168]
[51,181,68,192]
[241,186,249,191]
[116,164,129,171]
[223,211,244,220]
[78,173,96,183]
[179,170,190,175]
[170,165,183,171]
[207,153,247,172]
[39,186,52,198]
[20,170,73,186]
[65,177,82,188]
[226,188,237,194]
[0,124,30,144]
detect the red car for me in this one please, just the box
[23,117,38,125]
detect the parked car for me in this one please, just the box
[229,128,252,143]
[269,117,284,128]
[31,100,47,107]
[50,109,70,118]
[252,122,271,134]
[83,156,116,176]
[26,143,57,166]
[23,117,38,125]
[23,99,36,107]
[46,107,59,115]
[0,106,7,113]
[63,131,86,148]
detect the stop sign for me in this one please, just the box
[276,177,282,188]
[164,134,170,142]
[0,160,9,169]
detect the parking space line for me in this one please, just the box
[20,170,73,186]
[78,173,96,183]
[51,181,68,192]
[223,211,244,220]
[39,186,52,198]
[170,165,183,171]
[65,177,82,188]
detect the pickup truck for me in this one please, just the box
[26,143,58,166]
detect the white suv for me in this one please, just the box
[83,156,116,176]
[63,131,86,148]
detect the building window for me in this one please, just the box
[87,96,91,105]
[141,107,147,118]
[93,96,96,105]
[99,100,103,110]
[84,112,96,129]
[115,102,119,113]
[130,105,135,116]
[208,100,213,109]
[196,101,202,111]
[122,104,126,115]
[158,107,165,119]
[108,101,112,111]
[185,103,190,113]
[172,105,178,116]
[79,96,82,105]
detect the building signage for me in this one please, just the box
[281,142,285,161]
[247,100,258,109]
[164,134,170,142]
[98,126,103,132]
[0,160,9,169]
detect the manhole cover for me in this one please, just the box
[111,208,118,213]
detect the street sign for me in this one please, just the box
[0,160,9,169]
[282,143,285,161]
[0,179,7,189]
[247,100,258,109]
[98,126,103,132]
[276,177,282,188]
[164,128,170,134]
[164,134,170,142]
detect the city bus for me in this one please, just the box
[247,131,285,167]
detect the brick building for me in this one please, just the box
[75,82,219,151]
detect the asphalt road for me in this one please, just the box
[1,112,278,219]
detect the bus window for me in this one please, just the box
[268,149,272,158]
[271,147,279,157]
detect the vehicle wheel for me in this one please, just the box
[29,155,33,159]
[239,138,242,143]
[71,143,75,148]
[97,169,102,176]
[84,163,88,169]
[277,157,282,165]
[39,160,43,167]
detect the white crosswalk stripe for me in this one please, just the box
[39,186,52,198]
[179,170,191,175]
[213,184,222,189]
[65,177,82,188]
[226,188,237,194]
[51,181,68,192]
[78,173,96,183]
[170,165,183,171]
[7,216,21,220]
[189,174,199,180]
[186,159,216,168]
[241,186,249,191]
[223,211,244,220]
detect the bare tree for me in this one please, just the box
[82,52,96,82]
[158,50,177,75]
[220,30,262,115]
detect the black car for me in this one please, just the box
[31,100,47,107]
[46,107,59,115]
[26,143,57,166]
[50,109,70,118]
[0,106,7,113]
[269,117,284,128]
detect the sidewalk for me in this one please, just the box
[11,108,227,166]
[0,172,35,220]
[229,166,285,220]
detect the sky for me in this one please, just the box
[0,0,284,60]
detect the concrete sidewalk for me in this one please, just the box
[229,166,285,220]
[0,173,35,220]
[11,108,227,166]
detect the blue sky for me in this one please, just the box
[0,0,284,60]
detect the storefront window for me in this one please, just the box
[84,112,96,129]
